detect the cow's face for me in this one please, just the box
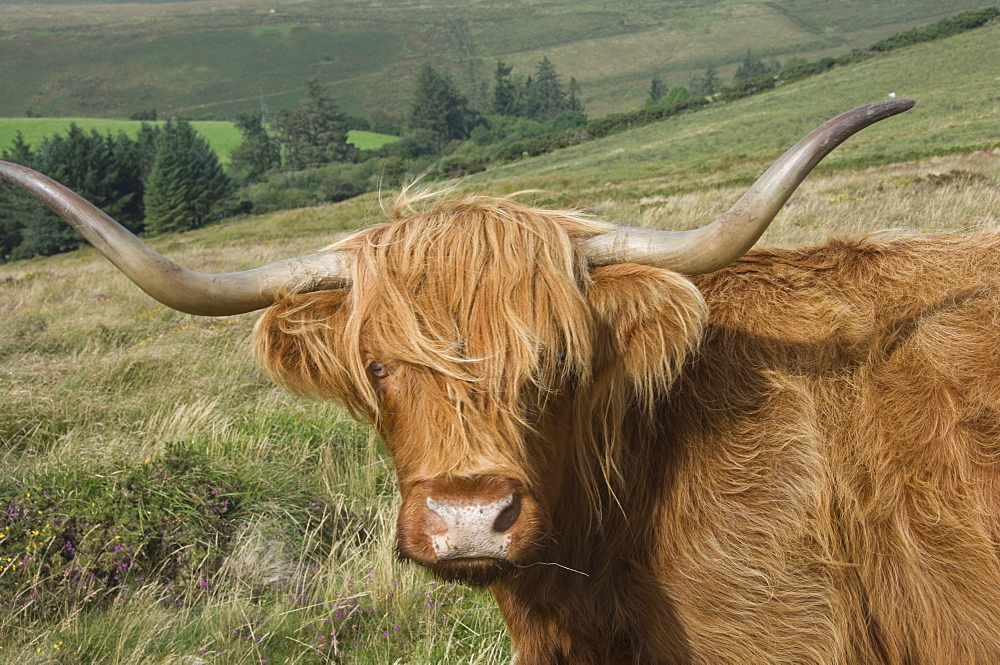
[254,198,706,585]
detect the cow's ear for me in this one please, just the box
[253,289,354,400]
[587,264,706,403]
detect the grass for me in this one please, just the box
[0,0,997,119]
[2,153,997,664]
[346,131,400,152]
[0,259,509,662]
[1,23,1000,664]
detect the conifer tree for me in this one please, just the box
[229,112,280,182]
[0,132,33,260]
[649,76,666,104]
[492,61,519,116]
[103,131,145,231]
[527,57,566,122]
[136,123,161,180]
[4,131,80,258]
[4,124,145,258]
[689,66,721,98]
[3,131,34,165]
[704,66,721,94]
[734,50,770,82]
[490,58,583,121]
[284,80,354,170]
[0,193,22,261]
[144,120,231,234]
[407,62,479,148]
[567,77,585,114]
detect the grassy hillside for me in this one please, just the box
[1,0,997,120]
[470,22,1000,201]
[1,23,999,665]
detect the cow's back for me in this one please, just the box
[656,233,1000,664]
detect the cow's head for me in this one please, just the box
[251,194,706,584]
[0,100,913,586]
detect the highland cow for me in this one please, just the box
[4,99,1000,664]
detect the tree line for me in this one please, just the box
[236,56,589,215]
[1,121,230,261]
[227,56,586,183]
[236,5,996,202]
[644,49,781,109]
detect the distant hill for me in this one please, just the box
[1,0,996,121]
[466,21,1000,202]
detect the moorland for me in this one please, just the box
[1,0,998,119]
[0,3,998,663]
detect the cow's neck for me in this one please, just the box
[492,406,690,664]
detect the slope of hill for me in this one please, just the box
[471,22,1000,205]
[1,0,996,120]
[0,21,998,665]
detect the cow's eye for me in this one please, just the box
[368,361,389,379]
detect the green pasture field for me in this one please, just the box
[347,129,401,151]
[0,118,243,164]
[0,0,996,120]
[1,22,999,664]
[0,119,398,165]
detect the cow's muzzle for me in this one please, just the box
[396,475,546,586]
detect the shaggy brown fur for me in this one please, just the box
[254,191,1000,664]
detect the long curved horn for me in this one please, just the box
[0,161,351,316]
[580,99,915,274]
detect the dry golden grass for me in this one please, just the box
[587,149,1000,243]
[1,147,998,663]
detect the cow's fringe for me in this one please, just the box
[252,188,705,519]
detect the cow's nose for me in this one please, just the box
[425,493,521,560]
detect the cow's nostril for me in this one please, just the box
[493,495,521,533]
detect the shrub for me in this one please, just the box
[1,444,242,618]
